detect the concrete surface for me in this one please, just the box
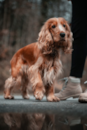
[0,95,87,117]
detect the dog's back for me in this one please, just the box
[10,43,40,78]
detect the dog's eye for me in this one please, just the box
[52,25,56,28]
[63,24,66,27]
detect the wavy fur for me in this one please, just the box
[4,17,73,101]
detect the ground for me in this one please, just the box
[0,95,87,117]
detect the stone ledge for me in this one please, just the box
[0,95,87,117]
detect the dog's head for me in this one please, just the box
[38,17,73,54]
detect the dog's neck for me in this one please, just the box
[48,48,58,57]
[42,48,59,60]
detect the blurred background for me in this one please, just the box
[0,0,87,94]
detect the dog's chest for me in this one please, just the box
[40,59,57,86]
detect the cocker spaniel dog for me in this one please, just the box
[4,17,73,101]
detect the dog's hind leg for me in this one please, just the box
[4,77,15,99]
[21,78,29,99]
[4,76,22,99]
[22,86,29,99]
[21,65,30,99]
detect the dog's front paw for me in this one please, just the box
[34,90,44,100]
[47,94,60,102]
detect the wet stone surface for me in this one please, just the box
[0,112,87,130]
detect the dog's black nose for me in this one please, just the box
[60,33,65,38]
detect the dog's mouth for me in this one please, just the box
[59,38,66,42]
[54,39,66,47]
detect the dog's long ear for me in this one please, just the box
[63,22,73,54]
[37,22,53,50]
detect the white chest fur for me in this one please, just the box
[42,59,62,86]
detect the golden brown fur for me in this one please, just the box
[4,17,73,101]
